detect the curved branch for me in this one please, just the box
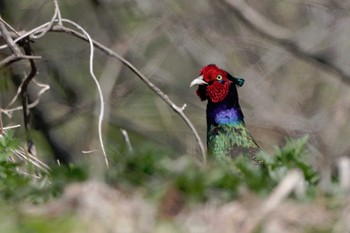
[49,25,207,164]
[0,15,207,164]
[59,19,109,168]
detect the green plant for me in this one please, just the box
[259,135,319,185]
[104,135,319,203]
[0,132,32,201]
[0,131,320,205]
[0,132,88,203]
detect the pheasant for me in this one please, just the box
[190,64,261,163]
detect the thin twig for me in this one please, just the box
[120,129,133,153]
[0,54,41,67]
[31,0,61,39]
[50,25,207,164]
[2,124,21,130]
[0,19,22,55]
[18,39,37,155]
[3,79,50,117]
[0,22,50,50]
[0,112,3,135]
[0,13,207,164]
[0,18,40,156]
[1,9,110,166]
[54,0,62,26]
[62,19,109,167]
[29,80,50,108]
[13,147,50,173]
[0,17,20,36]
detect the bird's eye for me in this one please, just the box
[216,75,223,80]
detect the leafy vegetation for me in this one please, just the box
[0,132,344,232]
[0,132,322,204]
[0,133,88,203]
[0,132,33,202]
[105,135,320,203]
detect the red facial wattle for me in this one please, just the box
[206,81,230,103]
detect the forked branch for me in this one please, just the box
[0,5,207,165]
[50,24,207,164]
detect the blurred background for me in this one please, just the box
[1,0,350,168]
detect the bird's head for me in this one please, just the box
[190,64,244,103]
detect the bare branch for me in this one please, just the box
[223,0,350,85]
[2,79,50,118]
[31,0,62,39]
[0,17,20,36]
[0,13,207,164]
[0,22,50,50]
[120,129,133,153]
[0,13,110,166]
[0,19,22,55]
[49,24,207,164]
[29,80,50,109]
[60,18,109,168]
[13,146,50,174]
[19,40,38,155]
[2,124,21,130]
[0,17,42,157]
[54,0,63,26]
[0,54,41,67]
[0,112,3,135]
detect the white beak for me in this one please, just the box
[189,75,208,87]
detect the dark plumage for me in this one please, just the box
[190,64,261,163]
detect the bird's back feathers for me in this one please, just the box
[208,123,261,164]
